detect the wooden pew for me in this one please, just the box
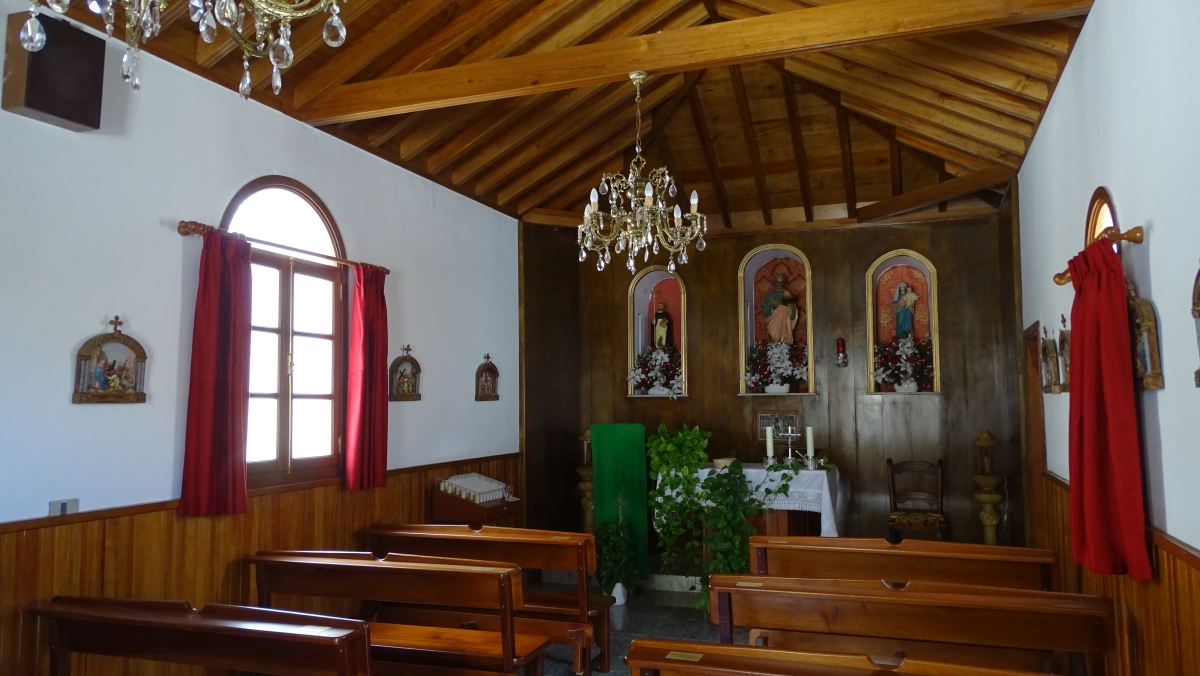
[625,638,1058,676]
[750,536,1057,590]
[31,596,371,676]
[366,524,612,674]
[249,551,550,676]
[708,575,1113,675]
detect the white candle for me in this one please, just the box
[805,427,814,459]
[766,427,774,459]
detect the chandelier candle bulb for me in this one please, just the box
[590,188,599,209]
[690,191,699,214]
[806,427,814,459]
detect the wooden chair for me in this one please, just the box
[249,551,551,676]
[887,459,949,541]
[366,524,611,674]
[749,536,1057,590]
[708,575,1113,676]
[32,596,372,676]
[625,638,1058,676]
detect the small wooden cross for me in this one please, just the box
[484,353,491,362]
[614,494,629,522]
[403,344,412,355]
[1061,314,1068,330]
[109,316,124,333]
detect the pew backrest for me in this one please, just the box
[33,596,371,676]
[749,536,1057,590]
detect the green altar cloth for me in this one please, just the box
[590,423,650,580]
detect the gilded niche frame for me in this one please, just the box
[865,249,942,394]
[627,265,688,397]
[737,244,816,395]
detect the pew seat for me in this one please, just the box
[369,622,549,672]
[625,638,1054,676]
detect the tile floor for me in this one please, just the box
[540,589,749,676]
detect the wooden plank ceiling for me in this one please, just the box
[66,0,1087,227]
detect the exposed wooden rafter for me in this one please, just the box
[856,165,1016,222]
[729,65,772,225]
[688,85,733,228]
[780,73,814,222]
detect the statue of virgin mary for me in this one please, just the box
[891,282,919,340]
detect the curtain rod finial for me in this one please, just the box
[178,220,213,237]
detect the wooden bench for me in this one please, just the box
[625,638,1058,676]
[366,524,612,674]
[249,551,550,676]
[750,536,1057,590]
[708,575,1113,675]
[31,596,371,676]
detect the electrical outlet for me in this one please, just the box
[49,498,79,516]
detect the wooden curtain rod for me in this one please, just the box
[177,221,390,275]
[1053,225,1144,286]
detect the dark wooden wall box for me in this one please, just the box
[4,12,105,131]
[431,488,523,527]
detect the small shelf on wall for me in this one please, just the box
[626,394,689,399]
[738,392,817,397]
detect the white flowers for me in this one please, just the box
[745,342,808,388]
[627,348,683,396]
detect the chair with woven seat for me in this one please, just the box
[887,459,949,541]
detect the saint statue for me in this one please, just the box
[891,282,919,340]
[652,302,673,350]
[761,273,798,343]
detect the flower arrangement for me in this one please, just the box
[873,336,934,391]
[744,341,808,391]
[628,346,683,395]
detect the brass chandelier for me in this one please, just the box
[578,71,707,274]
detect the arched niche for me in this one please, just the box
[737,244,814,395]
[866,249,941,394]
[627,266,687,397]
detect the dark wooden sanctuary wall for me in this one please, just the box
[522,214,1022,544]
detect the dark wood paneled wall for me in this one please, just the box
[572,216,1022,542]
[0,454,522,676]
[520,224,583,532]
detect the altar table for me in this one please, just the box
[694,463,839,537]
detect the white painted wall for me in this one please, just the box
[1018,0,1200,548]
[0,7,519,524]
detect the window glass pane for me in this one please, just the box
[249,330,279,394]
[292,399,332,458]
[246,398,278,462]
[294,274,334,335]
[228,188,336,265]
[251,264,280,328]
[293,336,333,394]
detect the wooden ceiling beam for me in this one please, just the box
[843,95,1023,168]
[835,106,857,219]
[784,57,1028,155]
[366,113,422,147]
[856,165,1015,222]
[780,73,814,222]
[496,77,682,205]
[895,130,989,173]
[873,41,1050,103]
[982,21,1074,56]
[790,52,1034,138]
[424,96,535,173]
[688,85,733,228]
[890,140,903,196]
[925,32,1062,81]
[299,0,1090,124]
[398,104,485,159]
[729,65,773,225]
[521,209,581,227]
[516,131,639,215]
[287,0,457,111]
[474,82,636,196]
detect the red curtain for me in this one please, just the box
[346,264,390,490]
[1067,241,1152,580]
[179,229,252,516]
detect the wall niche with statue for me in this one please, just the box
[738,244,814,395]
[626,266,687,397]
[866,249,941,393]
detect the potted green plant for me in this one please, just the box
[595,519,636,605]
[646,424,711,573]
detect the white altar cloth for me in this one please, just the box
[694,463,839,537]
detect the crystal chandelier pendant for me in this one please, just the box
[18,8,46,52]
[667,256,676,273]
[235,4,245,32]
[199,3,218,43]
[187,0,203,21]
[121,47,137,81]
[578,249,587,262]
[239,57,253,99]
[269,23,294,69]
[271,66,283,95]
[323,2,346,47]
[102,1,115,34]
[697,237,706,251]
[215,0,238,28]
[46,0,70,14]
[87,0,104,13]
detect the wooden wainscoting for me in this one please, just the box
[1034,471,1200,676]
[0,453,522,676]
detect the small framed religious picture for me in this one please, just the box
[1126,278,1164,390]
[73,316,147,403]
[754,410,799,446]
[389,345,422,401]
[1041,326,1061,394]
[475,354,499,401]
[1057,315,1071,393]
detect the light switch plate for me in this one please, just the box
[49,498,79,516]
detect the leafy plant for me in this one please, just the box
[646,424,711,573]
[595,519,636,596]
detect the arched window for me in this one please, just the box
[222,176,346,488]
[1086,187,1118,248]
